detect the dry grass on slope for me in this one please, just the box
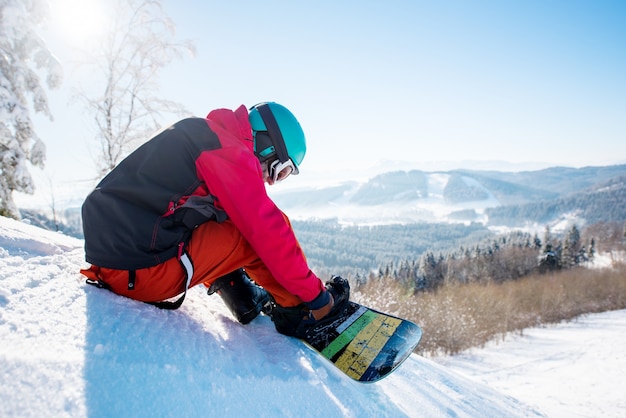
[353,265,626,356]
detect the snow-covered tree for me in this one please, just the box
[0,0,61,218]
[563,225,582,268]
[75,0,195,178]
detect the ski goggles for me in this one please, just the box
[268,158,296,183]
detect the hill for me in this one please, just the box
[16,163,626,241]
[0,215,541,417]
[485,174,626,226]
[269,164,626,227]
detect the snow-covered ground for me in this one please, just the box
[1,215,623,417]
[435,310,626,417]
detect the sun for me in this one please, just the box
[48,0,109,47]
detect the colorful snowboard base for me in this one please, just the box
[303,301,422,383]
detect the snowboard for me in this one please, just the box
[302,301,422,383]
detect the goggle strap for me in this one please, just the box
[256,104,290,165]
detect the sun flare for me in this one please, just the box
[48,0,109,46]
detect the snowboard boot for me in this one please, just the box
[207,269,271,324]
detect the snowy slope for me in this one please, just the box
[0,216,541,418]
[435,310,626,417]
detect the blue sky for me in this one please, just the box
[30,0,626,192]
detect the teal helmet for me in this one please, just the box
[249,102,306,174]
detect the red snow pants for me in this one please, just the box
[80,219,303,308]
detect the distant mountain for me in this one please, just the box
[15,163,624,277]
[485,174,626,227]
[269,164,626,228]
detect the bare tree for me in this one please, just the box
[75,0,195,177]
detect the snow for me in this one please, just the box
[269,172,502,225]
[0,215,623,417]
[435,312,626,417]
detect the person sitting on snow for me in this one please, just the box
[80,102,349,338]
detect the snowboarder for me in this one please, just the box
[80,102,349,337]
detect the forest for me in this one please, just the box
[290,219,491,277]
[352,220,626,355]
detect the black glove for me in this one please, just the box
[325,275,350,311]
[270,275,350,338]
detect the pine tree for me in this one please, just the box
[587,237,596,262]
[563,225,581,267]
[0,0,61,218]
[542,225,552,253]
[533,233,542,250]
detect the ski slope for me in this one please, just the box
[0,215,622,417]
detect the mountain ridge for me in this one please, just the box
[269,164,626,228]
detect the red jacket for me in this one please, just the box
[82,105,324,303]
